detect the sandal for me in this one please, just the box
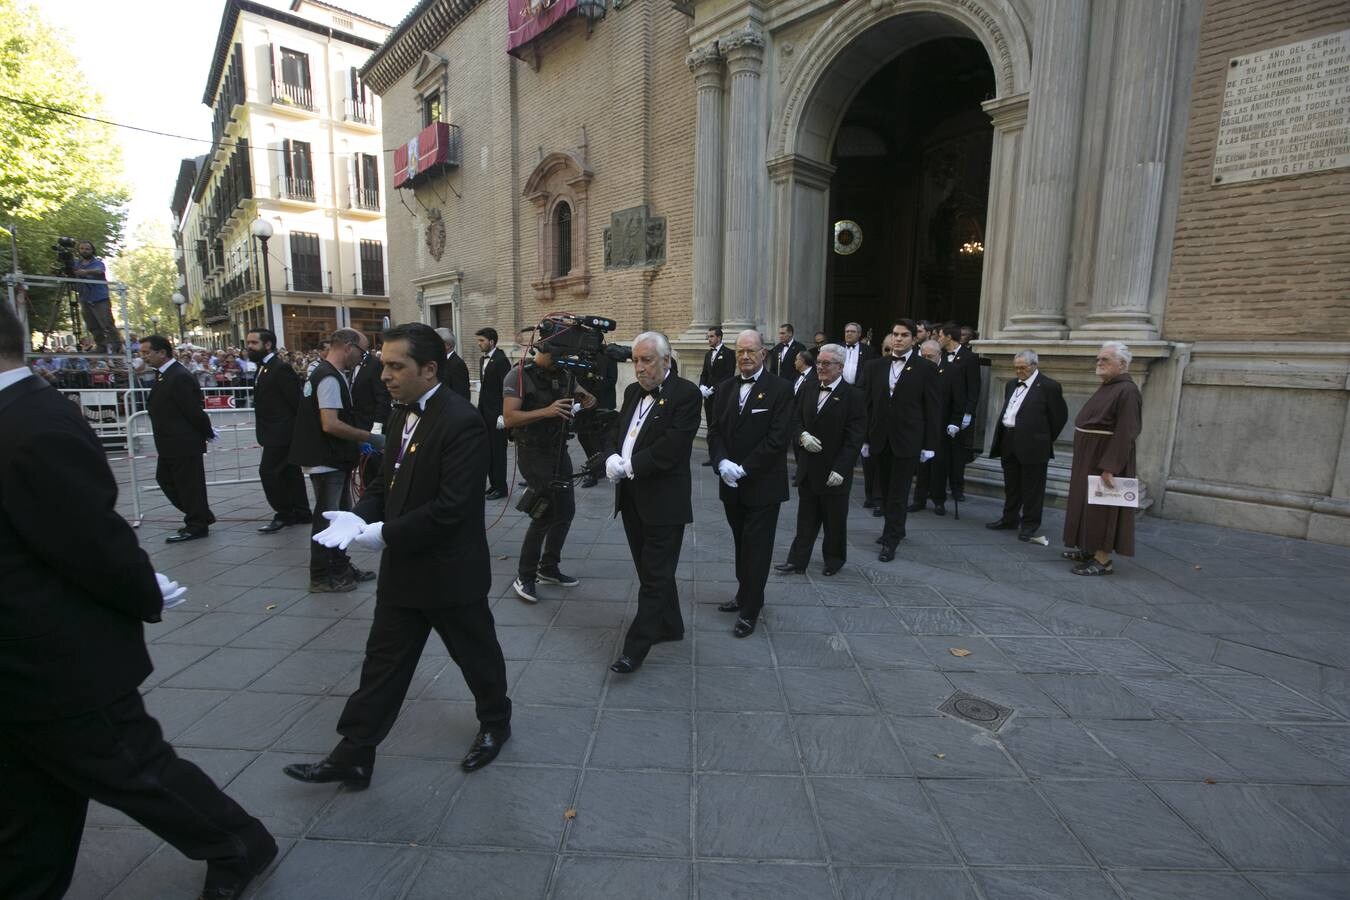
[1072,559,1113,576]
[1061,549,1092,562]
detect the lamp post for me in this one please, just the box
[171,292,187,342]
[250,217,277,339]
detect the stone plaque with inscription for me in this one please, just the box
[1212,29,1350,185]
[604,205,666,269]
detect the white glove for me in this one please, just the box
[208,427,220,442]
[946,424,959,438]
[699,384,714,398]
[572,401,583,415]
[717,459,743,487]
[605,453,627,482]
[314,510,367,550]
[352,521,385,550]
[799,432,823,454]
[919,449,935,463]
[826,470,844,488]
[155,572,188,610]
[496,415,505,431]
[860,443,870,459]
[961,414,972,429]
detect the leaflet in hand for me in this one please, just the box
[1087,476,1142,508]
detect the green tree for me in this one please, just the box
[111,220,179,337]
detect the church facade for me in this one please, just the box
[361,0,1350,545]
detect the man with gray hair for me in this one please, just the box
[435,327,470,400]
[987,349,1068,541]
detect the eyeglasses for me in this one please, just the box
[816,360,841,367]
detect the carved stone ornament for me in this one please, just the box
[425,208,446,261]
[605,205,666,269]
[721,26,765,53]
[685,42,722,72]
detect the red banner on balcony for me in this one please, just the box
[393,122,451,188]
[507,0,577,56]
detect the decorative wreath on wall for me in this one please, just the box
[833,219,862,255]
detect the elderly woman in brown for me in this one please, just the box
[1062,341,1142,576]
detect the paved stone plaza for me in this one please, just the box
[68,444,1350,899]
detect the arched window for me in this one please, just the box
[554,202,572,277]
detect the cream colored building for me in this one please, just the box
[173,0,392,350]
[362,0,1350,545]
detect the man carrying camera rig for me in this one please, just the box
[63,240,123,354]
[504,324,596,603]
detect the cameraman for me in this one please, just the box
[70,241,122,354]
[503,333,595,603]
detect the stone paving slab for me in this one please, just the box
[61,446,1350,898]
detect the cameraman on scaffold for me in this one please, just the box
[503,319,596,605]
[70,241,123,354]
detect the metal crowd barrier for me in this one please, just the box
[62,386,257,444]
[125,407,262,526]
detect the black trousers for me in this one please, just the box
[703,400,716,460]
[331,601,511,767]
[0,691,273,900]
[619,494,686,661]
[482,411,508,492]
[517,448,575,581]
[1001,446,1049,531]
[876,445,918,546]
[862,454,880,504]
[258,444,310,521]
[156,452,213,532]
[309,470,352,578]
[787,485,849,569]
[723,498,781,622]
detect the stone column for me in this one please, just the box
[1078,0,1181,338]
[680,42,725,342]
[721,26,766,333]
[1003,0,1090,338]
[976,92,1030,345]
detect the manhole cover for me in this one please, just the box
[938,690,1013,732]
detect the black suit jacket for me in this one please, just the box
[607,374,701,526]
[934,358,968,432]
[792,379,865,494]
[791,370,819,399]
[989,372,1069,464]
[945,345,982,419]
[707,371,794,506]
[353,386,491,607]
[860,352,941,458]
[0,376,161,723]
[699,344,735,389]
[350,353,391,431]
[477,348,510,417]
[767,340,805,378]
[439,351,471,401]
[147,360,212,457]
[252,354,301,447]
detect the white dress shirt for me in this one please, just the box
[0,365,32,392]
[842,344,861,384]
[737,367,763,411]
[888,351,912,392]
[620,368,672,467]
[816,375,842,412]
[1002,368,1039,427]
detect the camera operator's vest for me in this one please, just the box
[289,360,360,470]
[513,363,570,452]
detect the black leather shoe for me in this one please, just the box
[257,518,287,534]
[906,501,925,513]
[485,488,507,500]
[822,565,841,577]
[774,562,805,574]
[986,519,1019,530]
[933,503,946,517]
[733,617,756,638]
[346,565,377,583]
[166,529,207,544]
[863,499,878,509]
[701,460,713,466]
[610,655,641,674]
[198,839,278,900]
[872,507,884,517]
[282,760,372,789]
[878,545,896,562]
[717,600,741,613]
[461,728,510,771]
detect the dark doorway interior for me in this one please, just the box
[825,37,994,344]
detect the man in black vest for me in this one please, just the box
[246,328,310,532]
[988,350,1068,540]
[284,323,512,787]
[289,329,384,593]
[779,344,865,576]
[0,302,277,900]
[436,327,471,400]
[141,334,217,543]
[475,327,511,498]
[696,325,735,466]
[707,329,794,637]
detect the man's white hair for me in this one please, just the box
[736,328,764,350]
[1100,341,1131,367]
[434,327,456,350]
[920,339,941,355]
[1015,349,1039,366]
[633,331,671,358]
[817,342,845,363]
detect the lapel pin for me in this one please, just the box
[658,398,665,405]
[757,392,764,399]
[408,443,418,454]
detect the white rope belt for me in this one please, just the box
[1075,427,1114,436]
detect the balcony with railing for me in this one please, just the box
[201,297,229,324]
[393,122,461,188]
[344,98,375,126]
[352,270,386,297]
[272,80,314,111]
[348,184,380,212]
[275,175,316,203]
[286,268,330,294]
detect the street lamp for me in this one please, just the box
[250,217,277,339]
[171,292,187,342]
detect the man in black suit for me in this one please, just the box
[860,319,940,560]
[350,337,392,435]
[840,321,880,507]
[475,327,512,498]
[790,349,818,398]
[285,323,512,788]
[937,321,981,501]
[697,325,735,466]
[911,339,965,516]
[247,328,310,533]
[767,323,806,378]
[604,332,701,673]
[707,329,794,637]
[988,350,1069,540]
[779,344,865,576]
[0,303,276,900]
[140,334,216,543]
[436,328,471,400]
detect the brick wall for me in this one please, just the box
[1163,0,1350,341]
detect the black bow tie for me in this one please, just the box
[738,375,759,385]
[818,385,833,393]
[642,385,660,398]
[1016,381,1027,389]
[393,402,423,413]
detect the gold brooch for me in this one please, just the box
[658,399,665,405]
[757,392,764,399]
[408,443,418,454]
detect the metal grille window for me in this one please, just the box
[555,202,572,277]
[273,46,313,108]
[352,153,379,210]
[289,232,322,292]
[359,240,385,296]
[281,140,314,200]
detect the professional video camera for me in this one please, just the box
[51,236,77,275]
[532,312,630,448]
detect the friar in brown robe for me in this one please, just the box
[1063,373,1142,556]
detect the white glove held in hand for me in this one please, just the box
[860,443,870,459]
[946,424,959,438]
[718,459,745,487]
[605,453,628,482]
[799,432,823,454]
[352,521,385,550]
[155,572,188,610]
[208,427,220,442]
[961,414,972,429]
[496,415,505,431]
[826,471,844,488]
[919,449,936,463]
[699,385,714,399]
[314,510,367,550]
